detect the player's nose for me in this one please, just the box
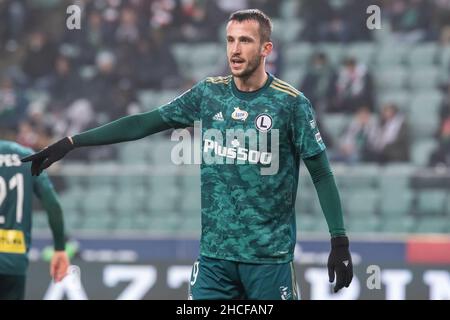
[231,42,241,55]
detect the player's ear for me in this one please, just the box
[261,41,273,57]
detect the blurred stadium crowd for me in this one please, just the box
[1,0,450,234]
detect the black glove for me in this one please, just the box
[21,137,74,176]
[328,235,353,293]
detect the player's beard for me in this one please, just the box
[231,53,262,79]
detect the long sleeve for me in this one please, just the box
[303,150,346,237]
[33,173,65,250]
[72,109,171,147]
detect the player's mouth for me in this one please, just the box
[230,57,245,69]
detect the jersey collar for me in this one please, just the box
[231,73,273,101]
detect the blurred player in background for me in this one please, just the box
[0,139,69,300]
[22,9,352,300]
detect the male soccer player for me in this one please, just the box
[0,139,69,299]
[22,9,352,299]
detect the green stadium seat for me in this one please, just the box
[347,217,380,233]
[179,216,201,234]
[116,175,147,192]
[171,43,191,71]
[415,190,447,215]
[271,19,302,43]
[280,68,305,90]
[62,210,82,230]
[345,43,375,65]
[447,196,450,217]
[147,216,180,233]
[335,165,380,190]
[374,67,407,91]
[64,175,86,190]
[180,193,201,214]
[112,192,144,215]
[414,217,448,233]
[112,215,136,231]
[381,216,415,233]
[437,45,450,69]
[375,44,410,66]
[191,66,219,82]
[280,0,300,19]
[379,165,415,217]
[118,141,149,164]
[137,90,160,110]
[379,190,413,217]
[59,189,83,211]
[189,43,224,67]
[151,140,181,164]
[407,90,442,137]
[411,139,437,167]
[86,173,116,190]
[81,214,113,231]
[147,191,178,214]
[321,114,350,139]
[284,43,314,67]
[408,67,440,90]
[80,188,113,214]
[181,174,201,191]
[405,44,438,66]
[345,190,379,217]
[32,211,48,230]
[155,90,182,106]
[297,213,327,233]
[296,190,315,215]
[317,44,344,66]
[376,90,410,111]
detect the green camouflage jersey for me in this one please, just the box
[159,74,325,264]
[0,141,57,275]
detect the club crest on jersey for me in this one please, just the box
[231,107,248,121]
[255,113,273,132]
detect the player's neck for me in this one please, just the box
[233,67,268,92]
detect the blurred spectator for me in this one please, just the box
[0,75,28,131]
[249,0,280,17]
[21,31,58,89]
[365,104,410,164]
[1,0,27,52]
[115,7,141,45]
[329,57,374,114]
[16,120,51,151]
[215,0,248,14]
[428,115,450,167]
[332,106,377,164]
[299,0,333,42]
[85,50,119,114]
[174,0,224,42]
[301,52,335,112]
[265,41,283,76]
[132,32,181,89]
[150,0,177,30]
[388,0,433,42]
[48,55,82,108]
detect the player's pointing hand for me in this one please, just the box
[21,137,74,176]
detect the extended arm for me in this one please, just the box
[21,109,171,175]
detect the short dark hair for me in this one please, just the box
[228,9,272,43]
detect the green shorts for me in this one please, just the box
[188,255,299,300]
[0,274,26,300]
